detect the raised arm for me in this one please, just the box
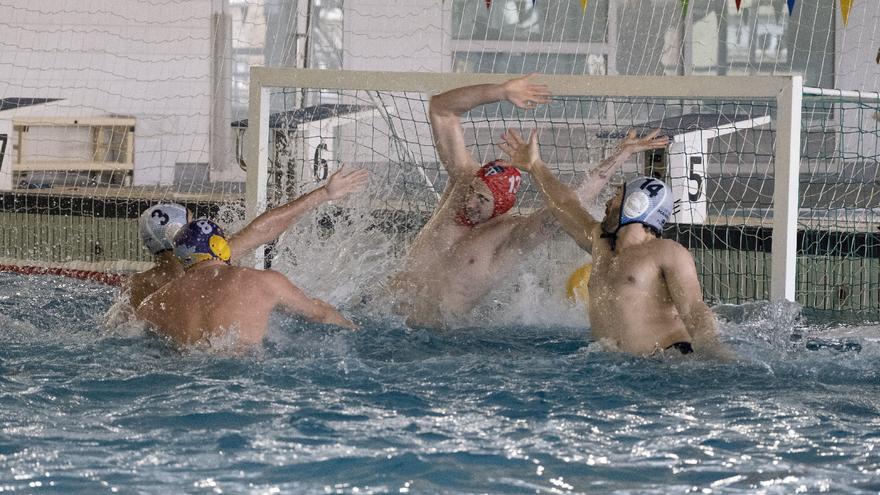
[500,128,669,253]
[429,74,551,180]
[228,165,368,261]
[266,271,357,330]
[661,242,732,359]
[573,129,668,206]
[499,129,599,252]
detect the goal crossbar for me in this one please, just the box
[249,67,793,98]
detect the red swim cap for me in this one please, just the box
[477,161,521,218]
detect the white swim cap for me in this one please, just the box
[619,177,673,233]
[138,203,188,255]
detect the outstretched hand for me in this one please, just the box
[502,73,552,110]
[618,128,670,155]
[498,128,541,172]
[325,164,369,200]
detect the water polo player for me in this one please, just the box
[391,75,653,329]
[513,158,731,358]
[126,203,190,308]
[136,218,356,346]
[124,165,368,317]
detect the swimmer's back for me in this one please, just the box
[138,264,282,345]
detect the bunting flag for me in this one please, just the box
[839,0,853,26]
[485,0,491,9]
[787,0,796,15]
[580,0,588,12]
[734,0,742,11]
[681,0,688,15]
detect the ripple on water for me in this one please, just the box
[1,278,879,494]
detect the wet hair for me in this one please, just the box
[644,224,662,238]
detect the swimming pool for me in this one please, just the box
[1,272,878,494]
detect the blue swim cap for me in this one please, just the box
[172,219,232,269]
[619,177,674,233]
[139,203,188,255]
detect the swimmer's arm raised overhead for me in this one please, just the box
[572,129,669,207]
[500,129,598,252]
[227,164,368,261]
[429,74,551,180]
[661,242,733,359]
[500,128,669,252]
[264,271,357,330]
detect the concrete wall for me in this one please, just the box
[0,0,215,186]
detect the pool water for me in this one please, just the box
[1,273,879,494]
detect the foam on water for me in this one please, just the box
[248,191,592,329]
[1,271,879,494]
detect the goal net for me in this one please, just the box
[244,68,880,315]
[0,0,874,322]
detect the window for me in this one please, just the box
[450,0,612,76]
[452,52,606,76]
[452,0,609,43]
[229,0,345,120]
[691,0,834,87]
[449,0,834,87]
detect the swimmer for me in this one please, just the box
[127,203,189,308]
[501,128,730,357]
[391,74,660,328]
[136,219,356,346]
[125,165,368,309]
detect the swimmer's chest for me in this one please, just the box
[419,219,506,263]
[410,234,504,301]
[449,222,513,266]
[589,245,664,294]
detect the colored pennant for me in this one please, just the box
[485,0,491,9]
[787,0,796,15]
[580,0,588,11]
[681,0,688,14]
[734,0,742,11]
[839,0,853,26]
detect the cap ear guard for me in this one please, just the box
[618,177,673,233]
[138,203,189,255]
[208,234,231,262]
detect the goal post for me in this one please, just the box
[772,75,803,303]
[245,67,803,303]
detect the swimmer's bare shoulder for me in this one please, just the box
[655,238,698,270]
[126,269,162,308]
[658,237,689,251]
[127,263,183,308]
[248,269,291,294]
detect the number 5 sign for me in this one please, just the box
[644,114,771,225]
